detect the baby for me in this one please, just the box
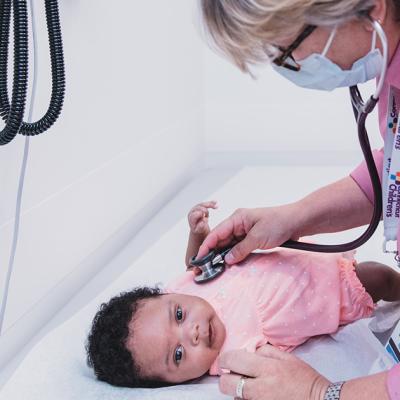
[86,201,400,388]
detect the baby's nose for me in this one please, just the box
[190,323,200,345]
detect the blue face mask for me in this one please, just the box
[272,26,384,91]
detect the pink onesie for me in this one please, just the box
[165,248,374,375]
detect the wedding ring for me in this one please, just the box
[235,376,246,399]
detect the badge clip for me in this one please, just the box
[383,239,400,268]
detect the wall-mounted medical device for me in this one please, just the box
[0,0,65,335]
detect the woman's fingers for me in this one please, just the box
[196,227,254,264]
[218,348,298,400]
[225,233,258,264]
[220,373,273,400]
[196,218,235,258]
[218,349,262,378]
[219,373,256,400]
[255,344,293,361]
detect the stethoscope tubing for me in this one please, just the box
[281,19,388,254]
[281,91,382,253]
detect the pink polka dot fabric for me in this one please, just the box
[165,248,374,375]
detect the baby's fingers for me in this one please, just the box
[189,201,218,217]
[186,266,202,276]
[201,200,218,209]
[199,201,218,215]
[192,206,211,219]
[190,209,204,219]
[188,210,205,226]
[192,220,209,234]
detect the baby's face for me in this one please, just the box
[126,293,226,383]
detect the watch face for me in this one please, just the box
[324,382,345,400]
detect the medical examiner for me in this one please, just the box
[197,0,400,399]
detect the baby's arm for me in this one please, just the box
[186,231,208,269]
[355,260,400,302]
[185,201,218,269]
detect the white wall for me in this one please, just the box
[0,0,204,365]
[204,45,383,160]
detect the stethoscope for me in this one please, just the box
[191,20,389,284]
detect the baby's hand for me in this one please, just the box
[188,201,218,235]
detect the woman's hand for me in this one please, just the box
[187,200,218,235]
[218,345,330,400]
[197,204,300,265]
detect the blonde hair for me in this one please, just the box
[199,0,378,72]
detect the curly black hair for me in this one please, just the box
[85,286,171,388]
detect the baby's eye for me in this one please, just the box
[174,345,184,365]
[175,305,183,322]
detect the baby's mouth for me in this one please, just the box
[209,321,213,347]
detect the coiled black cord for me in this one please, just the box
[0,0,29,145]
[0,0,65,145]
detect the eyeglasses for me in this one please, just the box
[273,25,317,71]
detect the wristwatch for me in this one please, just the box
[323,381,345,400]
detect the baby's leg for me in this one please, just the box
[355,261,400,303]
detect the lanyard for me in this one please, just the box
[383,86,400,262]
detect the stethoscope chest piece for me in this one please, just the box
[194,263,225,284]
[190,248,231,284]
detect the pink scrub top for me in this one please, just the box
[350,39,400,398]
[350,40,400,248]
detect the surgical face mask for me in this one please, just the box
[272,25,384,91]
